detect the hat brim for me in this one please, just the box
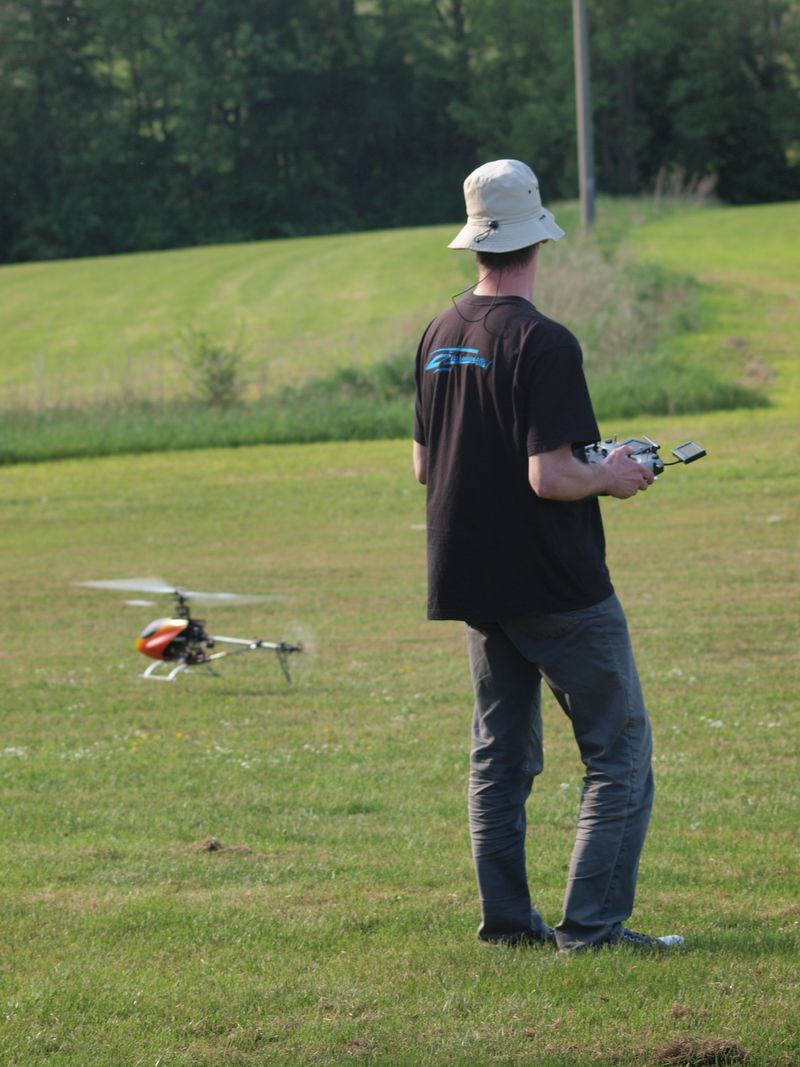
[448,207,565,252]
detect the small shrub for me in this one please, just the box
[177,328,245,408]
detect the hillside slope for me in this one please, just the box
[1,198,794,421]
[0,224,473,407]
[629,201,800,409]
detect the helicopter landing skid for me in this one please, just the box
[140,659,220,682]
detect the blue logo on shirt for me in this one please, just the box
[425,347,492,373]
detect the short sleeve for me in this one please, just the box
[413,324,433,446]
[525,338,600,455]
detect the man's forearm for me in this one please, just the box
[529,451,610,500]
[529,444,652,501]
[413,440,427,484]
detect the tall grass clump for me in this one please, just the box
[0,339,764,464]
[0,353,416,465]
[590,355,767,421]
[537,238,698,376]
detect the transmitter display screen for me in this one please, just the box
[672,441,706,463]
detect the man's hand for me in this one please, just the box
[601,444,655,499]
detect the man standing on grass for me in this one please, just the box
[412,159,684,952]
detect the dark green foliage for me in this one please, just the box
[589,0,800,204]
[1,0,799,263]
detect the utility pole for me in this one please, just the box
[572,0,595,231]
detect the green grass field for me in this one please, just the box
[1,202,799,1065]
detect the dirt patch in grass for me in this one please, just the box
[25,886,127,910]
[75,846,124,861]
[190,836,264,859]
[669,1005,710,1023]
[759,903,800,920]
[739,355,776,389]
[653,1036,750,1065]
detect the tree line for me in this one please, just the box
[1,0,799,264]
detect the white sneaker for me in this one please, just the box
[656,934,685,948]
[616,928,685,949]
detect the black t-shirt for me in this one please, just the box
[413,295,613,621]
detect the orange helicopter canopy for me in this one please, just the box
[136,618,188,661]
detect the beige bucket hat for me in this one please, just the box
[448,159,565,252]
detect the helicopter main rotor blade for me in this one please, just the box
[78,577,179,595]
[77,578,287,604]
[175,589,287,605]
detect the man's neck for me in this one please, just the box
[472,261,537,301]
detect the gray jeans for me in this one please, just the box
[465,593,654,950]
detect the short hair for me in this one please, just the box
[475,243,540,271]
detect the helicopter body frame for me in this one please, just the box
[140,634,300,682]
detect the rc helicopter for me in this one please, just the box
[78,578,304,682]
